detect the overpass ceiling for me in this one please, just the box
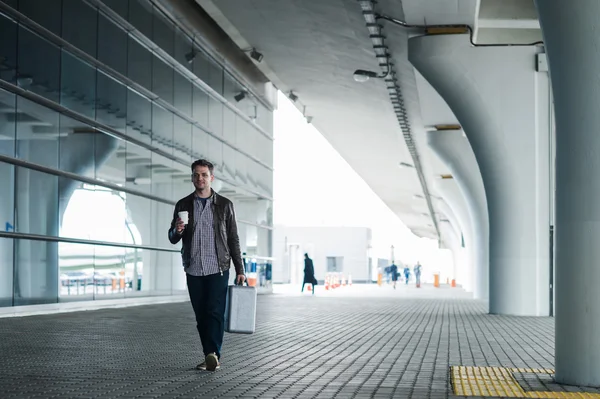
[197,0,541,240]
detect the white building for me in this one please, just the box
[273,226,372,284]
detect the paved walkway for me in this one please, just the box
[0,284,576,398]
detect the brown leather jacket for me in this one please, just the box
[168,191,244,275]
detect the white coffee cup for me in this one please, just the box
[178,211,189,225]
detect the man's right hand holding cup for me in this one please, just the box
[176,211,189,235]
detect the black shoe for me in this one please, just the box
[205,353,220,371]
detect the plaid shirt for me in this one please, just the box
[186,195,220,276]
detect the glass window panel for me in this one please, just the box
[223,107,236,144]
[152,56,174,105]
[96,134,125,185]
[223,72,243,104]
[192,86,208,126]
[93,243,127,299]
[174,71,192,116]
[61,51,96,119]
[148,196,171,248]
[208,98,223,136]
[58,114,97,176]
[192,126,209,160]
[258,134,271,165]
[125,246,147,297]
[174,27,192,71]
[125,142,153,195]
[128,35,152,91]
[15,167,59,236]
[96,71,127,133]
[140,246,176,296]
[235,151,248,188]
[129,0,153,38]
[152,6,174,56]
[208,135,222,174]
[192,44,209,84]
[152,103,173,154]
[16,96,59,168]
[62,0,98,57]
[0,237,13,307]
[17,27,61,103]
[19,0,62,36]
[103,0,129,19]
[126,88,152,145]
[222,144,236,181]
[98,12,127,76]
[0,89,16,157]
[14,238,59,306]
[124,192,150,245]
[0,13,17,83]
[59,240,95,302]
[173,114,192,163]
[207,58,223,95]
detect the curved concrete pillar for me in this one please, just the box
[536,0,600,386]
[409,35,551,316]
[435,178,474,293]
[437,198,468,289]
[439,217,462,287]
[428,130,489,301]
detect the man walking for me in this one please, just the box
[301,253,317,295]
[168,159,245,372]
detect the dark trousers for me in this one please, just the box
[186,271,229,359]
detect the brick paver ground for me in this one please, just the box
[0,285,560,398]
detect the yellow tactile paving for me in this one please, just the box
[451,366,600,398]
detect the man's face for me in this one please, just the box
[192,165,214,191]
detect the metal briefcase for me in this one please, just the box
[224,283,257,334]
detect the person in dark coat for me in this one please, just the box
[390,263,399,289]
[301,253,317,295]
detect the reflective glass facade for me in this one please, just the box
[0,0,274,306]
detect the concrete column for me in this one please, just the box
[409,34,551,316]
[437,198,468,289]
[428,130,489,301]
[439,217,462,286]
[536,0,600,386]
[435,178,474,293]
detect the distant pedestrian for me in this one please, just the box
[390,263,398,289]
[403,266,410,285]
[301,253,317,295]
[414,262,422,287]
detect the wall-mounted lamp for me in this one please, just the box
[185,50,197,64]
[353,69,379,82]
[244,48,264,63]
[234,91,247,102]
[306,116,313,124]
[353,58,390,82]
[288,91,298,102]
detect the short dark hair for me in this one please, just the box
[191,159,214,175]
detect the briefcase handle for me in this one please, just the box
[236,276,248,286]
